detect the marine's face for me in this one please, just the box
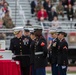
[58,34,64,40]
[30,34,35,40]
[24,32,30,36]
[15,31,22,38]
[51,33,57,38]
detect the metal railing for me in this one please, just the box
[0,21,76,33]
[15,0,26,26]
[40,21,76,31]
[19,4,26,26]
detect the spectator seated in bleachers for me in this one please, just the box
[43,0,50,10]
[25,20,32,26]
[2,11,11,26]
[46,1,53,16]
[37,7,48,21]
[61,0,68,11]
[3,2,12,18]
[66,0,75,6]
[56,1,64,19]
[0,33,6,40]
[0,19,3,28]
[51,0,57,3]
[0,0,14,29]
[2,11,14,28]
[51,16,61,29]
[30,0,76,25]
[0,1,5,19]
[73,1,76,18]
[74,9,76,18]
[35,2,42,16]
[5,18,15,28]
[31,0,36,16]
[62,0,75,11]
[48,7,57,21]
[66,4,74,21]
[31,0,41,17]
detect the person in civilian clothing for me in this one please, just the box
[31,0,36,16]
[25,20,32,26]
[46,1,53,16]
[43,0,50,10]
[37,7,48,21]
[56,1,64,18]
[35,2,42,15]
[62,0,67,11]
[66,4,74,21]
[48,7,57,21]
[51,16,60,29]
[66,0,75,6]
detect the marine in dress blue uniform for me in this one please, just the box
[57,32,68,75]
[49,30,59,75]
[30,27,48,75]
[30,32,36,75]
[9,27,31,75]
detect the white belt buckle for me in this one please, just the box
[35,52,43,55]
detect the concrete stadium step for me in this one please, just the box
[20,5,30,8]
[6,0,39,27]
[19,2,30,4]
[12,14,20,16]
[19,3,30,5]
[12,15,25,18]
[19,0,29,1]
[24,10,31,12]
[11,10,20,13]
[12,17,22,19]
[58,14,68,20]
[24,14,32,17]
[12,19,23,24]
[15,24,24,26]
[13,20,22,24]
[7,1,24,26]
[24,10,31,15]
[6,0,16,1]
[20,0,38,26]
[22,8,31,10]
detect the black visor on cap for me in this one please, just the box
[24,29,30,32]
[58,32,67,37]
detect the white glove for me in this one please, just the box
[62,66,66,69]
[56,64,58,67]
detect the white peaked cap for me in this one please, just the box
[13,26,24,32]
[49,29,57,33]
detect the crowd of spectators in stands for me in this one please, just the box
[30,0,76,22]
[0,0,15,28]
